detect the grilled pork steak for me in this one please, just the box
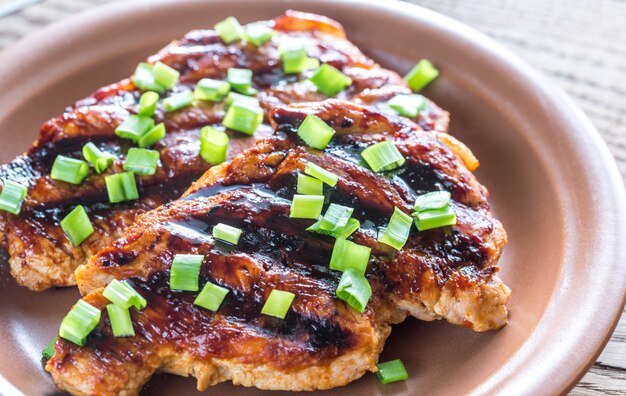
[47,100,508,395]
[0,11,448,291]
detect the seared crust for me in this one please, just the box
[0,11,448,291]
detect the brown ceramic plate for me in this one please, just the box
[0,0,625,395]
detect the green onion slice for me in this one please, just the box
[138,91,160,117]
[413,191,451,212]
[106,304,135,338]
[279,42,320,74]
[59,299,101,346]
[413,206,456,231]
[329,238,371,274]
[222,101,264,135]
[162,91,194,112]
[378,207,413,250]
[225,92,260,108]
[404,59,440,92]
[200,126,229,165]
[376,359,409,384]
[82,142,114,174]
[297,173,323,195]
[132,63,165,93]
[42,337,56,360]
[304,162,338,187]
[336,268,371,313]
[309,64,352,96]
[138,122,166,148]
[170,254,203,291]
[297,114,335,150]
[361,141,405,172]
[214,16,245,44]
[105,172,139,203]
[388,94,427,118]
[115,115,155,143]
[123,148,160,176]
[0,180,27,215]
[227,67,255,95]
[194,78,231,102]
[50,155,89,185]
[307,217,360,239]
[245,22,276,46]
[103,279,145,309]
[318,203,353,232]
[261,289,296,319]
[213,223,242,245]
[153,62,180,90]
[122,280,147,309]
[194,281,230,312]
[60,205,95,247]
[289,194,324,219]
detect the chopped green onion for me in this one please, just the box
[309,64,352,96]
[50,155,89,185]
[132,63,166,93]
[304,162,338,187]
[222,101,264,135]
[376,359,409,384]
[59,299,101,346]
[138,91,160,117]
[122,280,147,309]
[138,122,166,148]
[227,68,254,95]
[153,62,179,90]
[0,180,27,215]
[388,94,427,118]
[193,78,231,102]
[170,254,203,291]
[225,92,260,108]
[379,207,413,250]
[245,23,276,46]
[279,42,319,74]
[103,279,144,309]
[60,205,94,247]
[105,172,139,203]
[214,16,245,43]
[200,126,229,165]
[162,91,194,112]
[261,289,296,319]
[297,173,323,195]
[106,304,135,337]
[329,238,371,274]
[115,115,155,143]
[307,217,360,239]
[413,206,456,231]
[194,281,229,311]
[213,223,242,245]
[42,337,56,360]
[413,191,451,212]
[82,142,114,174]
[404,59,440,92]
[123,148,160,176]
[297,114,335,150]
[336,268,371,313]
[289,194,324,219]
[361,141,405,172]
[319,203,353,232]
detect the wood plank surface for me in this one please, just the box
[0,0,624,394]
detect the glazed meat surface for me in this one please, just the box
[0,11,448,291]
[47,100,508,395]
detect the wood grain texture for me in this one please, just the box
[0,0,624,393]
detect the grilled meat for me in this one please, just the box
[0,11,449,291]
[47,100,508,395]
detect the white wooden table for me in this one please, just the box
[1,0,624,393]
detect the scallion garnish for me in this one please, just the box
[297,173,323,195]
[361,141,405,172]
[60,205,94,247]
[194,281,229,311]
[329,238,371,274]
[162,91,194,112]
[82,142,114,174]
[200,126,229,165]
[225,92,260,108]
[122,280,147,309]
[309,64,352,96]
[214,16,245,44]
[50,155,89,185]
[0,180,27,215]
[413,206,456,231]
[212,223,242,245]
[335,268,371,313]
[376,359,409,384]
[388,94,427,118]
[42,338,56,360]
[169,254,203,292]
[289,194,324,219]
[132,63,165,93]
[304,162,338,187]
[138,91,160,117]
[193,78,231,102]
[297,114,335,150]
[227,67,256,95]
[153,62,180,90]
[307,217,360,239]
[106,304,135,337]
[279,42,319,74]
[261,289,296,319]
[413,191,451,212]
[138,122,166,148]
[123,148,160,176]
[318,203,353,233]
[115,115,155,143]
[222,101,263,135]
[103,279,143,309]
[59,299,101,346]
[378,207,413,250]
[105,172,139,203]
[245,23,276,46]
[404,59,440,92]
